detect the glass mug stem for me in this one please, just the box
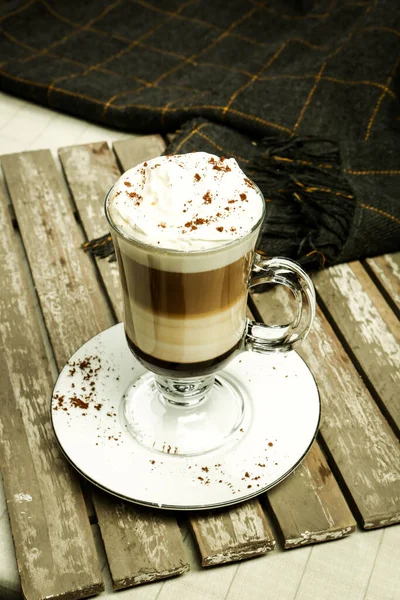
[155,374,215,407]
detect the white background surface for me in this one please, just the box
[0,90,399,600]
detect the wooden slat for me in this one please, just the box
[59,140,189,588]
[252,285,400,529]
[314,262,400,434]
[0,177,103,599]
[1,149,189,590]
[245,305,355,549]
[94,493,188,588]
[246,292,356,547]
[266,442,355,548]
[190,500,275,566]
[365,253,400,312]
[1,150,112,370]
[113,135,165,172]
[58,141,123,319]
[112,136,277,563]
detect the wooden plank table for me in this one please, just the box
[0,136,399,600]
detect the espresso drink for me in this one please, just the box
[107,152,264,377]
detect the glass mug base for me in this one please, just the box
[123,372,245,456]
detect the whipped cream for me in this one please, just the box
[108,152,264,251]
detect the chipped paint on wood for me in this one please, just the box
[59,142,123,320]
[253,281,400,529]
[250,288,356,547]
[314,262,400,432]
[1,151,113,370]
[1,148,189,592]
[286,525,354,548]
[190,500,275,566]
[266,441,356,548]
[366,252,400,310]
[113,135,166,171]
[94,494,189,589]
[0,178,104,599]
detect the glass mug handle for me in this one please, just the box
[245,255,316,353]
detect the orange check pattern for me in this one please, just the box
[0,0,399,265]
[0,0,398,140]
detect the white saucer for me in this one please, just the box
[51,323,320,510]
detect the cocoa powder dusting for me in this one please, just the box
[203,191,212,204]
[194,173,201,181]
[128,191,142,203]
[213,163,231,172]
[70,396,89,409]
[216,226,224,232]
[244,178,255,189]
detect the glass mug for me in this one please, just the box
[105,183,315,456]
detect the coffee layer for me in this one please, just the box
[126,334,242,378]
[118,250,252,317]
[124,296,247,363]
[117,228,259,273]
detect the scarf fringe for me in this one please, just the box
[247,136,354,269]
[82,235,115,261]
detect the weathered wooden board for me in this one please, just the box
[190,500,275,566]
[252,286,400,529]
[266,441,355,548]
[365,253,400,312]
[113,135,166,172]
[94,493,188,588]
[1,150,112,370]
[314,262,400,434]
[0,177,103,599]
[59,140,190,587]
[1,149,189,589]
[112,137,277,563]
[245,301,356,548]
[58,141,123,320]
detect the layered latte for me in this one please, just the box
[107,152,264,377]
